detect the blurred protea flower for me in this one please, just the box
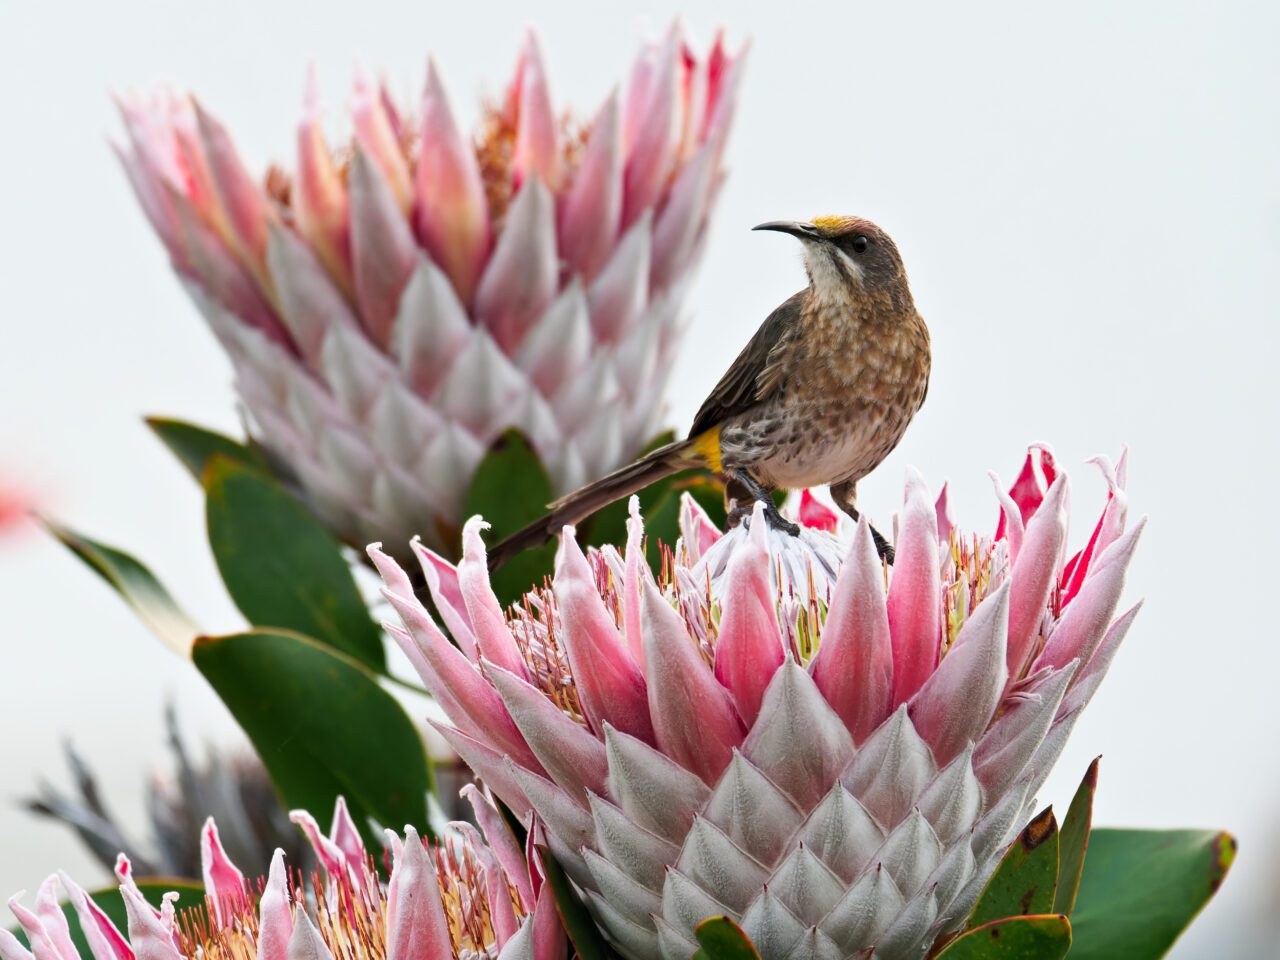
[3,790,565,960]
[368,447,1141,959]
[116,26,743,556]
[24,707,310,879]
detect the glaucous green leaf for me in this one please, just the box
[10,880,204,955]
[535,845,616,960]
[937,914,1072,959]
[968,807,1060,928]
[146,416,268,481]
[204,457,384,670]
[463,431,558,605]
[1055,757,1100,915]
[693,916,762,959]
[1068,828,1235,959]
[192,629,431,848]
[44,520,198,655]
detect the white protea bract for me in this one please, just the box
[369,446,1141,959]
[116,25,743,556]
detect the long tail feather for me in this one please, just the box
[486,439,695,571]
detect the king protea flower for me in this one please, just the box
[367,447,1141,959]
[116,26,743,554]
[2,791,566,960]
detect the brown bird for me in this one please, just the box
[488,215,931,569]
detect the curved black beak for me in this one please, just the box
[752,220,823,240]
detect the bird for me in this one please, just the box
[487,215,931,570]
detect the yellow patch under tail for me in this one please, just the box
[692,426,724,473]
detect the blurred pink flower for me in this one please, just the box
[369,448,1141,959]
[116,25,744,556]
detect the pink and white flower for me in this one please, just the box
[2,793,566,960]
[117,25,744,556]
[369,446,1141,959]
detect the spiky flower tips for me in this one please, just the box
[3,793,567,960]
[370,446,1140,960]
[116,26,744,556]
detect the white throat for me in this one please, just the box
[803,241,863,305]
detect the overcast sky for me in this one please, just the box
[2,1,1277,955]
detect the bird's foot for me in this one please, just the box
[762,499,801,537]
[726,497,801,537]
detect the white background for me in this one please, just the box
[2,1,1276,955]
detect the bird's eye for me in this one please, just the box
[851,235,869,254]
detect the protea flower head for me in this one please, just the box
[116,25,743,556]
[368,446,1142,959]
[2,790,566,960]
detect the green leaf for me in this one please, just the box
[536,844,617,960]
[204,457,384,670]
[147,416,268,480]
[193,629,431,848]
[462,431,558,605]
[937,914,1072,959]
[11,880,204,955]
[44,519,198,655]
[968,806,1060,928]
[693,916,762,959]
[1068,828,1235,959]
[1055,757,1100,915]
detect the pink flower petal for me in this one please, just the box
[59,873,133,960]
[409,539,478,659]
[798,489,839,533]
[1006,474,1068,676]
[554,531,654,743]
[622,26,681,226]
[8,890,61,960]
[461,783,535,905]
[909,582,1009,767]
[348,147,417,349]
[1036,519,1145,674]
[888,469,943,706]
[289,810,350,879]
[266,225,361,368]
[329,797,366,869]
[295,70,352,294]
[351,68,412,214]
[990,470,1025,560]
[34,877,78,960]
[641,577,743,784]
[385,827,452,960]
[559,92,623,280]
[934,482,955,544]
[811,516,893,743]
[458,519,529,679]
[587,211,650,344]
[118,884,183,960]
[509,33,560,191]
[677,492,722,561]
[200,818,247,928]
[0,929,34,960]
[713,506,784,728]
[193,100,274,288]
[650,140,715,290]
[473,178,558,353]
[256,850,292,960]
[484,659,610,803]
[415,60,490,305]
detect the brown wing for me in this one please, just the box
[688,291,806,438]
